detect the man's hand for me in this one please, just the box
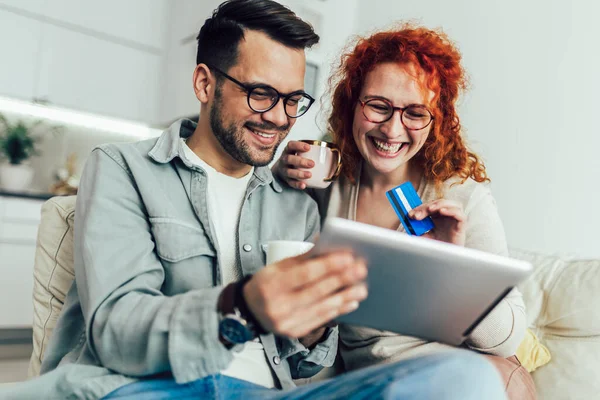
[243,251,368,338]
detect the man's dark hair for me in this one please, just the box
[196,0,319,72]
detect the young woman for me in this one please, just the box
[275,25,536,399]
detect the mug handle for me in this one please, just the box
[324,148,342,182]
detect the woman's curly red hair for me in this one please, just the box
[328,24,489,187]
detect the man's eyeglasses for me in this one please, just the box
[359,98,434,131]
[207,65,315,118]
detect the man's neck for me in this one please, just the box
[185,118,253,178]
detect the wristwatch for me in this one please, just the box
[217,275,265,347]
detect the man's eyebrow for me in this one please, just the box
[243,80,272,88]
[242,80,306,95]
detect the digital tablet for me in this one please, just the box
[312,217,532,346]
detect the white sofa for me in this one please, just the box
[26,196,600,399]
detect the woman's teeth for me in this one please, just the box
[372,138,403,153]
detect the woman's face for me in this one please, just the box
[352,62,435,176]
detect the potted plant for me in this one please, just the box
[0,113,58,191]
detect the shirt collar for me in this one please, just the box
[148,118,282,193]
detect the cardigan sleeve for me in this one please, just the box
[461,183,527,357]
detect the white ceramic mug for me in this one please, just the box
[298,140,342,189]
[266,240,315,265]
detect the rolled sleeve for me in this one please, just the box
[463,183,527,357]
[168,288,233,382]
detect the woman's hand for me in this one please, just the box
[272,140,315,190]
[408,199,467,246]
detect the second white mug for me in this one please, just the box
[266,240,315,265]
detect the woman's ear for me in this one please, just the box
[193,64,213,104]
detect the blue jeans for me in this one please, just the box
[103,350,506,400]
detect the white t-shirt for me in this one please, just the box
[182,140,275,388]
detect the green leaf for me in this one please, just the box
[0,112,59,165]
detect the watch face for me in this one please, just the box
[219,316,254,344]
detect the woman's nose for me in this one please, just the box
[379,110,406,139]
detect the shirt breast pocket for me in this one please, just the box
[149,217,216,293]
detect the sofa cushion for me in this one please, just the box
[512,248,600,400]
[515,329,551,372]
[28,196,77,377]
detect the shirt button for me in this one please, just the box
[243,244,252,252]
[273,356,281,365]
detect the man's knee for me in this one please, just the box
[384,351,506,400]
[424,351,506,399]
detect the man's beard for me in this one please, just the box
[209,87,289,167]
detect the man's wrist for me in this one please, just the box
[217,282,238,346]
[234,276,267,335]
[217,275,267,347]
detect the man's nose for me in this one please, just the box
[261,98,289,128]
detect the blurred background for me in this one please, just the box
[2,0,598,258]
[0,0,599,381]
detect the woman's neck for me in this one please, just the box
[360,162,422,193]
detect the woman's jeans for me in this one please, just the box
[103,350,507,400]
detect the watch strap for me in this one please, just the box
[234,275,267,335]
[217,275,267,342]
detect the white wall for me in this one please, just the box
[159,0,361,159]
[158,0,223,124]
[351,0,600,258]
[274,0,361,158]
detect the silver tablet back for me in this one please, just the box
[313,217,532,345]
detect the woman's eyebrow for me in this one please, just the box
[363,94,427,108]
[363,94,390,101]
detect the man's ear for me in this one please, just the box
[193,64,213,104]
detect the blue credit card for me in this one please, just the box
[386,182,435,236]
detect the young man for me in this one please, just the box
[3,1,507,399]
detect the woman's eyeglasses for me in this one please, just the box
[359,98,433,130]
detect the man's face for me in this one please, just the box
[209,30,306,167]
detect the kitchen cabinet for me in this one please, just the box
[37,24,162,122]
[0,0,47,15]
[0,196,43,329]
[0,9,43,101]
[43,0,168,50]
[0,243,36,328]
[0,0,168,124]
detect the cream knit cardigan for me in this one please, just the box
[309,169,526,371]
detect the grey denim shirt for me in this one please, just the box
[3,120,337,400]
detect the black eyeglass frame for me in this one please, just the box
[206,64,315,119]
[359,98,434,131]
